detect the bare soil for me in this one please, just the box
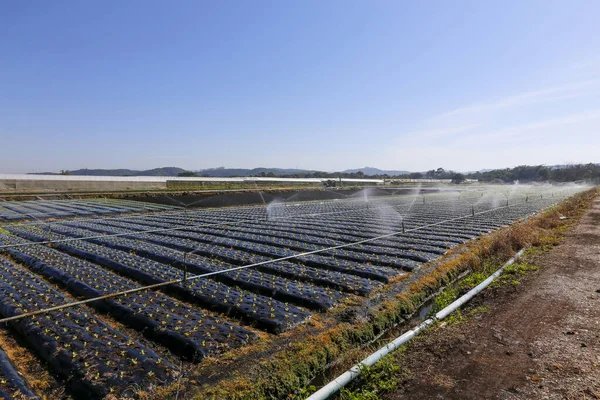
[386,199,600,400]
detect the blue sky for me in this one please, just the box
[1,1,599,173]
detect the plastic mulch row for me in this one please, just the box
[86,223,379,296]
[0,258,177,400]
[0,234,256,361]
[5,226,311,334]
[66,219,399,282]
[65,218,383,291]
[232,221,448,255]
[38,224,344,311]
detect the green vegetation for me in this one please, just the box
[495,262,538,287]
[467,163,600,183]
[339,355,409,400]
[177,171,199,177]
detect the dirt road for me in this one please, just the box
[387,199,600,399]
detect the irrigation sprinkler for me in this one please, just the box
[401,221,405,233]
[457,194,475,217]
[502,189,512,207]
[182,253,189,286]
[252,182,270,221]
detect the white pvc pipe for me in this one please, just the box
[307,248,526,400]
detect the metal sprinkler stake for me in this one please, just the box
[471,205,475,216]
[402,221,405,233]
[183,254,188,285]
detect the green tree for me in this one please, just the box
[177,171,198,177]
[451,173,465,184]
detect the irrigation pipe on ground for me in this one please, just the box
[307,248,526,400]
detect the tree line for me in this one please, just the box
[466,163,600,183]
[177,163,600,184]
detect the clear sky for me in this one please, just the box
[2,1,599,173]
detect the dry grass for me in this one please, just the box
[0,328,58,398]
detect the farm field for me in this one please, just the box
[0,198,176,222]
[0,185,587,398]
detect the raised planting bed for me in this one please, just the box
[0,257,177,399]
[5,226,311,334]
[0,233,256,362]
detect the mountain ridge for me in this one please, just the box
[28,166,415,177]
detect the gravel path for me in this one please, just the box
[386,198,600,399]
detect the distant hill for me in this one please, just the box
[29,167,315,177]
[342,167,411,176]
[25,164,600,179]
[29,166,414,177]
[196,167,314,177]
[35,167,188,177]
[135,167,188,176]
